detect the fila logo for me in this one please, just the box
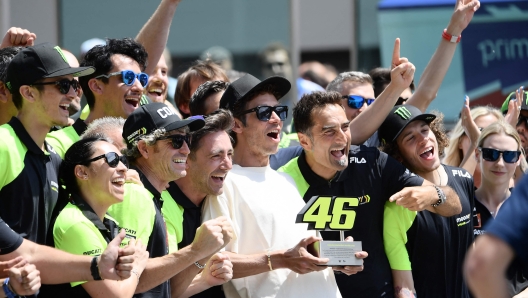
[350,157,366,163]
[157,107,174,118]
[452,169,471,178]
[394,106,411,120]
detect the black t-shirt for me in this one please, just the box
[289,146,424,298]
[386,164,474,298]
[0,117,61,244]
[473,197,528,296]
[167,182,225,298]
[0,218,23,255]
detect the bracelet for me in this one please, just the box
[131,270,140,284]
[90,256,103,280]
[266,251,273,271]
[194,261,205,269]
[442,28,461,43]
[2,278,18,298]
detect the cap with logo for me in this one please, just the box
[219,73,291,111]
[5,42,95,92]
[500,90,528,114]
[378,105,436,145]
[123,102,205,149]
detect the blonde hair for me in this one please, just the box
[444,106,503,167]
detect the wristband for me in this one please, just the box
[90,256,103,280]
[442,29,461,43]
[194,261,205,269]
[266,251,273,271]
[131,270,140,284]
[2,278,18,298]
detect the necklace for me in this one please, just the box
[437,168,442,186]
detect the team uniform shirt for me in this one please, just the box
[384,164,474,298]
[0,117,61,244]
[46,118,87,158]
[0,218,23,255]
[166,182,226,298]
[51,197,120,297]
[202,165,341,298]
[160,185,184,254]
[473,196,528,296]
[278,146,424,298]
[109,167,171,298]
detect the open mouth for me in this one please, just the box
[420,146,434,159]
[148,87,164,98]
[125,97,140,108]
[267,129,280,140]
[59,103,70,111]
[173,158,186,164]
[111,177,125,187]
[211,174,226,183]
[330,147,346,159]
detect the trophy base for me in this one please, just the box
[308,240,363,266]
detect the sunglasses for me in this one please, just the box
[478,147,521,163]
[342,95,375,109]
[236,105,288,121]
[83,152,129,168]
[157,134,191,149]
[32,79,80,95]
[95,70,149,87]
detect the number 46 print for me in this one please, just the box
[296,196,361,231]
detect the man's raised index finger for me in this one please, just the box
[391,38,401,68]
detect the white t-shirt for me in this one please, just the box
[202,165,341,298]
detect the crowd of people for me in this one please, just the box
[1,0,528,297]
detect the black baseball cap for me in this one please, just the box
[5,43,94,92]
[378,105,436,145]
[219,73,290,111]
[123,102,205,148]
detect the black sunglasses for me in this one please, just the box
[157,134,191,149]
[478,147,521,163]
[236,105,288,121]
[83,152,129,168]
[32,79,80,95]
[342,95,375,109]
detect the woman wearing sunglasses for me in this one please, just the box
[473,122,528,296]
[50,137,148,297]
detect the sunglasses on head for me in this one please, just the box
[95,70,149,87]
[236,105,288,121]
[157,134,191,149]
[478,147,521,163]
[342,95,375,109]
[83,152,129,168]
[32,79,80,95]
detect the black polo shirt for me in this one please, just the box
[279,145,424,298]
[0,217,23,255]
[135,167,171,298]
[0,117,61,244]
[166,182,226,298]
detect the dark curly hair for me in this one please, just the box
[79,38,148,109]
[189,80,229,116]
[379,111,449,162]
[293,91,343,138]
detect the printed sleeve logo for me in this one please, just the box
[50,181,59,193]
[394,106,412,120]
[349,157,366,164]
[452,169,472,178]
[157,107,174,119]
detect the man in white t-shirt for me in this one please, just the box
[202,74,366,298]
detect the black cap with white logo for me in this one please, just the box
[123,103,205,148]
[5,43,94,92]
[378,105,436,145]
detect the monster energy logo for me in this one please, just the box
[54,46,68,63]
[394,107,411,120]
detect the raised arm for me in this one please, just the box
[350,40,415,145]
[0,27,36,49]
[136,0,182,74]
[406,0,480,112]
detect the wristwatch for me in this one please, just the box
[431,185,446,207]
[3,278,19,298]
